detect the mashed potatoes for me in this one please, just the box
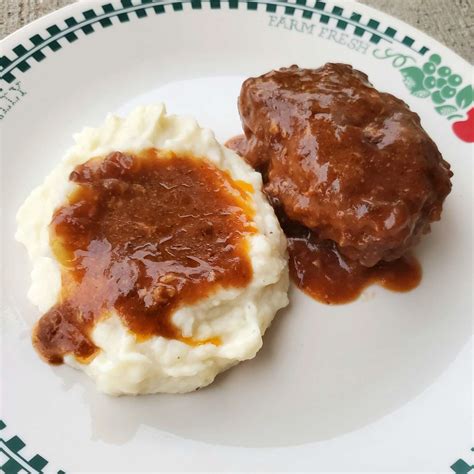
[16,105,289,395]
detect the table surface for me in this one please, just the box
[1,0,473,63]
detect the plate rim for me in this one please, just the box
[1,0,472,141]
[0,0,472,69]
[1,1,472,472]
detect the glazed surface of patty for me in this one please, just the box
[238,63,453,266]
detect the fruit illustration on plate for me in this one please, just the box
[398,53,473,142]
[400,54,464,103]
[452,107,474,143]
[374,48,473,142]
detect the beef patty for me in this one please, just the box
[235,63,452,267]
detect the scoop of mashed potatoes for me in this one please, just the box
[16,105,289,395]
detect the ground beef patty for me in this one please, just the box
[236,63,453,267]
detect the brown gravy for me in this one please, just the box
[226,135,422,305]
[34,148,255,364]
[283,219,421,305]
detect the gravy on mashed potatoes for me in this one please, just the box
[16,105,289,395]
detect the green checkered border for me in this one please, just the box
[450,448,474,474]
[0,420,65,474]
[0,0,430,84]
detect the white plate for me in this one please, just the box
[1,1,472,472]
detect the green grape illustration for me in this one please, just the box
[437,66,451,77]
[448,74,462,87]
[397,51,466,113]
[424,76,436,89]
[429,62,462,106]
[422,62,436,74]
[441,86,456,99]
[429,54,442,65]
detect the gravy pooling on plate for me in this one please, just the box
[281,216,421,304]
[34,148,256,364]
[227,63,452,304]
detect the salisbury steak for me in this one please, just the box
[237,63,452,267]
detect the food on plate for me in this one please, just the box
[281,217,421,304]
[227,63,452,303]
[16,105,289,395]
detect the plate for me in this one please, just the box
[1,1,472,472]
